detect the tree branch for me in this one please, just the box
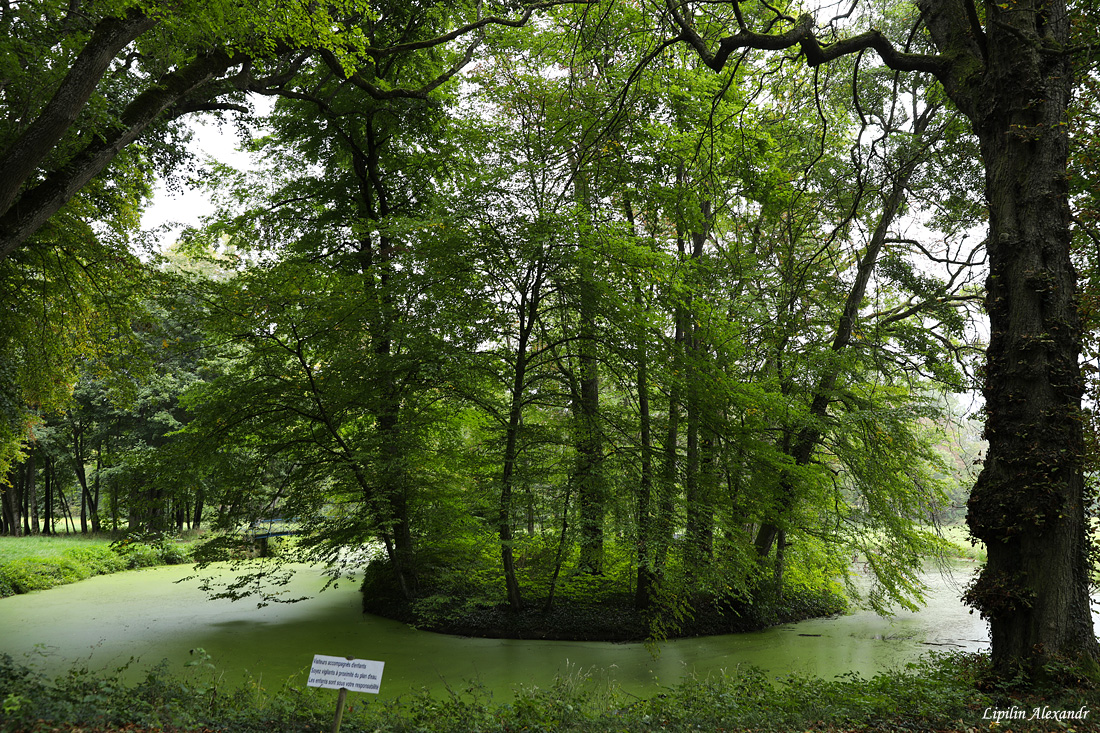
[664,2,946,77]
[360,0,596,58]
[872,293,982,327]
[962,0,989,60]
[174,102,251,115]
[327,33,480,100]
[0,50,243,261]
[0,9,158,217]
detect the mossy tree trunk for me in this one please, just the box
[954,0,1099,668]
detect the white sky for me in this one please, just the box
[142,101,272,249]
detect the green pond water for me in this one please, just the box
[1,562,991,699]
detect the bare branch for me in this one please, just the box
[872,293,982,328]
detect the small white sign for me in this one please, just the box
[307,654,384,694]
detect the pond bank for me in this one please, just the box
[0,534,195,597]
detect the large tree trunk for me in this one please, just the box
[192,482,205,530]
[684,211,714,574]
[346,119,420,601]
[73,425,91,534]
[574,333,604,575]
[80,484,88,534]
[655,236,689,576]
[91,446,101,534]
[378,402,417,597]
[624,200,658,610]
[960,4,1099,667]
[634,317,655,608]
[572,165,605,576]
[43,455,53,535]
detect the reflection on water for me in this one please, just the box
[2,562,992,698]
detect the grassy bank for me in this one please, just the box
[0,533,196,598]
[938,524,987,563]
[1,651,1096,732]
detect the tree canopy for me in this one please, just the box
[1,0,1097,679]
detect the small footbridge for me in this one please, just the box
[249,518,301,557]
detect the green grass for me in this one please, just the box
[938,523,987,562]
[0,534,115,565]
[0,532,198,598]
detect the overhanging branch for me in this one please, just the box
[362,0,597,58]
[0,9,158,217]
[0,50,243,261]
[665,2,946,77]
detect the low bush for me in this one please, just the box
[2,651,1097,732]
[56,546,127,575]
[113,542,162,569]
[0,556,88,594]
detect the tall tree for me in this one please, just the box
[0,0,592,496]
[660,0,1099,673]
[178,1,503,597]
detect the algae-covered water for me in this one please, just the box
[1,562,990,699]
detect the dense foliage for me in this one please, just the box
[2,651,1097,733]
[168,4,983,634]
[2,0,986,637]
[2,0,1097,677]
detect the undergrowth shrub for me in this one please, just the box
[59,546,127,575]
[115,542,162,568]
[0,556,88,594]
[363,530,846,641]
[3,651,1099,732]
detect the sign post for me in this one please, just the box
[331,687,348,733]
[307,654,385,733]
